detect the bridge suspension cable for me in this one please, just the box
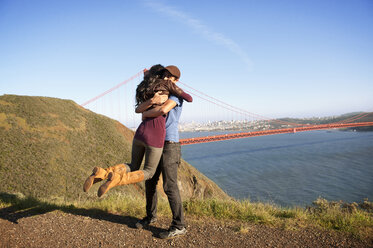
[81,69,144,107]
[336,112,372,124]
[80,69,373,143]
[179,81,304,127]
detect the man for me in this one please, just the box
[135,65,191,239]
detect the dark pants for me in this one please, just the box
[145,142,185,229]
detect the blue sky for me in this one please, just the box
[1,0,372,119]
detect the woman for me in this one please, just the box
[83,65,192,197]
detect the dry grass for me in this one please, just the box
[183,197,373,239]
[0,190,372,241]
[1,192,372,240]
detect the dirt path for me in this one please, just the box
[0,208,371,248]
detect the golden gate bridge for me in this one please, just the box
[81,69,373,145]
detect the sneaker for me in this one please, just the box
[135,216,157,229]
[159,227,187,239]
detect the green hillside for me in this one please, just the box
[0,95,229,201]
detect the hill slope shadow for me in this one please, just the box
[0,192,164,235]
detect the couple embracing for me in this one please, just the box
[83,65,192,239]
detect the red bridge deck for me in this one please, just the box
[180,122,373,145]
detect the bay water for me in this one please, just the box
[180,130,373,207]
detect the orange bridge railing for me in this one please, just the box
[180,122,373,145]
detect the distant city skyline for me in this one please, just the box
[1,0,372,118]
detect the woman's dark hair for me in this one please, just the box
[136,64,184,106]
[136,64,165,106]
[136,78,170,106]
[144,64,164,81]
[159,69,175,80]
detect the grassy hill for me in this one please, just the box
[0,94,229,201]
[278,112,373,125]
[278,112,373,131]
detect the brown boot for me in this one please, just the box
[98,170,145,197]
[83,164,128,192]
